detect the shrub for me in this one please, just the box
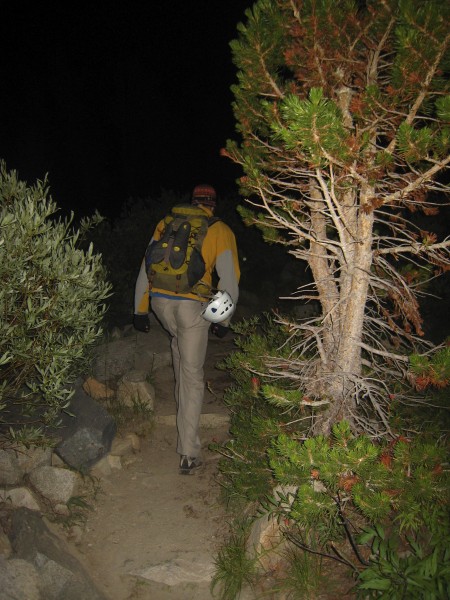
[0,162,111,446]
[213,314,450,597]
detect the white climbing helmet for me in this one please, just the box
[201,290,235,323]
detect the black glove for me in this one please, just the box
[133,314,150,333]
[210,323,229,338]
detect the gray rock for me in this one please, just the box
[39,558,77,599]
[116,370,155,410]
[92,337,136,380]
[15,445,52,474]
[28,466,79,505]
[0,528,12,558]
[0,556,41,600]
[9,508,106,600]
[136,347,172,373]
[55,386,116,471]
[92,313,172,381]
[0,450,21,486]
[133,551,215,586]
[0,487,41,511]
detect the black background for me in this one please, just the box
[0,1,253,219]
[1,2,448,338]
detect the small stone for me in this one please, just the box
[67,525,84,545]
[107,455,122,470]
[83,377,115,401]
[109,327,122,340]
[133,552,215,586]
[116,374,155,410]
[126,433,141,451]
[90,456,112,478]
[110,437,134,457]
[54,503,71,516]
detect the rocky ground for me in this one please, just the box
[1,301,361,599]
[65,314,242,600]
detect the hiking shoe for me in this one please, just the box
[179,455,203,475]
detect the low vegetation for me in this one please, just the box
[0,162,111,448]
[210,1,450,596]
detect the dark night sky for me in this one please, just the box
[0,1,253,219]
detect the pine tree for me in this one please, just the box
[224,0,450,435]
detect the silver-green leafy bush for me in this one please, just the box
[0,162,111,445]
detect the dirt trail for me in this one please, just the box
[68,330,237,600]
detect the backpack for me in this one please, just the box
[144,204,219,297]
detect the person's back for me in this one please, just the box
[133,183,240,474]
[146,203,238,303]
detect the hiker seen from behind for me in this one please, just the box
[133,183,240,474]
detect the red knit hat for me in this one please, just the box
[191,183,217,207]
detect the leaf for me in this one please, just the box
[358,578,391,590]
[358,527,377,545]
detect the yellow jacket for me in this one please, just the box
[134,206,240,314]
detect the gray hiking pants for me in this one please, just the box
[151,296,210,459]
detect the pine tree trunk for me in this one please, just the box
[308,182,375,434]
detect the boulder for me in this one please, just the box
[55,386,116,471]
[14,445,52,475]
[0,556,41,600]
[246,513,285,571]
[9,508,106,600]
[91,313,171,382]
[28,466,79,505]
[0,487,40,511]
[133,551,215,586]
[0,450,21,486]
[246,485,297,571]
[116,370,155,410]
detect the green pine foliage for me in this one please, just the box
[269,423,449,595]
[268,421,448,533]
[272,88,352,165]
[0,162,111,445]
[214,316,294,505]
[214,315,449,596]
[214,0,450,595]
[223,0,450,437]
[409,346,450,390]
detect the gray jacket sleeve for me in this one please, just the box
[215,249,239,326]
[216,249,239,304]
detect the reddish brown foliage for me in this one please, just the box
[338,474,360,491]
